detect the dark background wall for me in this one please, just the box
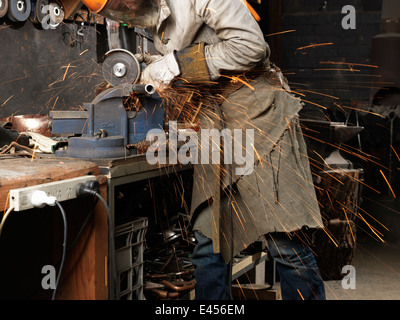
[279,0,400,244]
[0,19,106,118]
[281,0,383,119]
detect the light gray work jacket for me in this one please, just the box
[149,0,324,262]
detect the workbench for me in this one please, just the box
[0,154,273,300]
[93,154,193,226]
[0,156,108,300]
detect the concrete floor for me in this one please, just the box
[271,238,400,300]
[324,238,400,300]
[323,195,400,300]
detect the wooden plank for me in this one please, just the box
[232,252,268,279]
[0,158,100,211]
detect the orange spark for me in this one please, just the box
[299,98,327,110]
[242,0,260,21]
[322,227,339,247]
[159,32,165,46]
[31,143,38,162]
[351,201,390,231]
[51,96,59,111]
[314,68,360,72]
[231,76,255,91]
[358,213,385,243]
[1,95,14,107]
[62,63,71,81]
[333,103,386,118]
[266,30,296,37]
[391,146,400,162]
[0,75,29,86]
[298,89,339,100]
[342,207,356,244]
[296,43,334,51]
[220,75,255,91]
[320,61,379,68]
[235,279,246,300]
[297,289,305,300]
[380,170,396,198]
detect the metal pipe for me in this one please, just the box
[161,279,196,292]
[130,84,155,95]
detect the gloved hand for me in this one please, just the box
[134,53,162,65]
[139,52,181,91]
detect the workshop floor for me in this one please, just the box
[324,238,400,300]
[273,238,400,300]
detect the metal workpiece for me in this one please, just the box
[91,83,156,105]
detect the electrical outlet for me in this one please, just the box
[9,176,98,212]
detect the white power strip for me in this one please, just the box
[9,176,98,212]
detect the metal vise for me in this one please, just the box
[50,83,164,159]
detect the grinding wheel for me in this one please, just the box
[0,0,9,18]
[30,0,49,24]
[7,0,31,22]
[102,49,141,87]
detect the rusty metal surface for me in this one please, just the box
[0,20,102,118]
[1,114,52,136]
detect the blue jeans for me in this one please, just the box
[190,231,326,300]
[190,231,231,300]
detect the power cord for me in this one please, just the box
[0,206,15,238]
[25,198,99,300]
[76,180,118,300]
[1,187,100,300]
[53,201,68,301]
[29,191,68,301]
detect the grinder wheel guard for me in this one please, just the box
[102,49,141,87]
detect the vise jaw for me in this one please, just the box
[50,83,164,159]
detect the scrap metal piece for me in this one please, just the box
[102,49,141,87]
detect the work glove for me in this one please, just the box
[139,52,181,91]
[134,53,162,65]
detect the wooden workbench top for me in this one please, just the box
[0,157,100,210]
